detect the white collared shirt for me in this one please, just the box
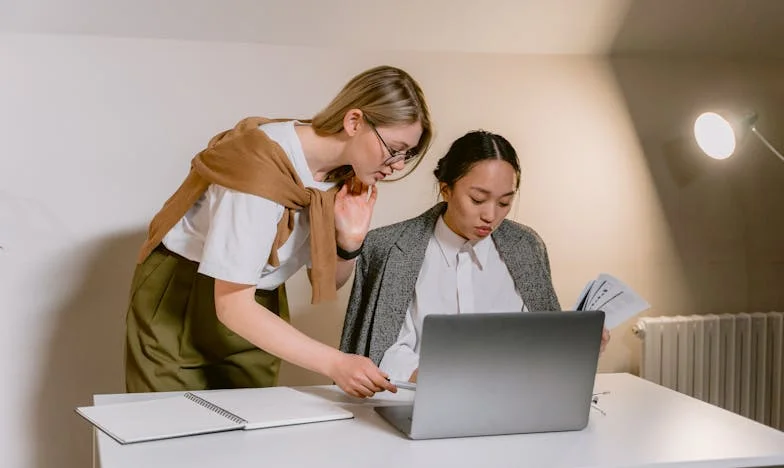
[161,120,334,289]
[379,216,526,381]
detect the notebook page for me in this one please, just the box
[76,395,243,444]
[191,387,354,430]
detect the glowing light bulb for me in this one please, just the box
[694,112,736,159]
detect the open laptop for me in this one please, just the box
[375,311,605,439]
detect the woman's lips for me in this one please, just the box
[475,226,492,236]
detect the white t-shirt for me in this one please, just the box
[379,216,526,381]
[161,120,335,290]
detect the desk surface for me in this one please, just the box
[92,373,784,468]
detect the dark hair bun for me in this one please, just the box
[434,130,521,190]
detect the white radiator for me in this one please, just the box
[634,312,784,430]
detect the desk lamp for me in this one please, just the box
[694,111,784,163]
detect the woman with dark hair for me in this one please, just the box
[340,130,609,383]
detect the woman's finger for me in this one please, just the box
[355,374,382,393]
[368,371,395,393]
[353,382,375,398]
[336,182,348,200]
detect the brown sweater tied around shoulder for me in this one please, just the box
[138,117,339,303]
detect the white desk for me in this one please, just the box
[91,373,784,468]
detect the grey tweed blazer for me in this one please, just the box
[339,202,561,364]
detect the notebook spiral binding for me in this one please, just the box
[184,392,248,425]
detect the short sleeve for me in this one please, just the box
[197,185,284,285]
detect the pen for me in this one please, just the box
[389,379,417,391]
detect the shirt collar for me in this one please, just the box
[433,215,492,269]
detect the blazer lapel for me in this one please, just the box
[493,221,542,311]
[368,203,445,362]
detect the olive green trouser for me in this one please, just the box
[124,246,289,392]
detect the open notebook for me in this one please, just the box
[76,387,354,444]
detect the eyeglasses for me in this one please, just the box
[364,116,419,166]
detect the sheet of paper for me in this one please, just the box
[572,280,595,311]
[189,387,354,430]
[576,273,650,329]
[76,395,242,444]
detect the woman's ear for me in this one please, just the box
[342,109,363,136]
[439,182,451,202]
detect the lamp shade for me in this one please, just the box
[694,112,736,159]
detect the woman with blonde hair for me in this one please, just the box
[125,65,433,397]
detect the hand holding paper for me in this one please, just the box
[573,273,650,329]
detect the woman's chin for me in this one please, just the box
[366,172,386,185]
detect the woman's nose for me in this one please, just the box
[390,159,405,172]
[481,207,497,223]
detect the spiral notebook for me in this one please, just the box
[76,387,354,444]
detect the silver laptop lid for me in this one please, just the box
[408,311,604,439]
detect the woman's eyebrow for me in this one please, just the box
[390,138,413,149]
[470,187,515,197]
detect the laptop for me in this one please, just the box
[375,311,605,440]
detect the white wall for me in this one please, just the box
[2,32,782,468]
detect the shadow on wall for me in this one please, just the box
[33,230,145,468]
[607,55,784,316]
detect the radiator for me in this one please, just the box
[633,312,784,430]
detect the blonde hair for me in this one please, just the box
[312,65,433,182]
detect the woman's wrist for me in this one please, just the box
[337,242,363,260]
[335,232,364,251]
[336,233,365,260]
[320,349,345,380]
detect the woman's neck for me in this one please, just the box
[295,124,349,182]
[441,211,469,241]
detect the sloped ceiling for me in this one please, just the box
[611,0,784,59]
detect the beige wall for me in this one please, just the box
[2,32,783,468]
[609,56,784,313]
[280,54,686,384]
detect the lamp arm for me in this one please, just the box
[750,126,784,163]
